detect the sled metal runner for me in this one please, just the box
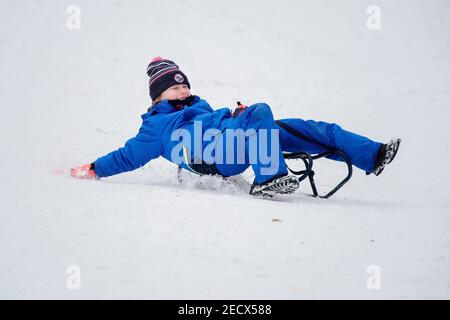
[283,149,352,199]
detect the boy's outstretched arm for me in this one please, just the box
[70,127,163,179]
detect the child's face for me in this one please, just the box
[160,84,191,101]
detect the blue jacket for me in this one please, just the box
[94,96,232,177]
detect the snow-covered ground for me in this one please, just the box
[1,0,449,299]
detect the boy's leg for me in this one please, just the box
[215,103,289,184]
[276,118,382,173]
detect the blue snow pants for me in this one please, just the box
[215,103,288,184]
[215,103,382,184]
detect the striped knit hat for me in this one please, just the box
[146,57,190,100]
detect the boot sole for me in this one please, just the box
[250,176,300,198]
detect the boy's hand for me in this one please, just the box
[232,101,247,117]
[70,163,96,179]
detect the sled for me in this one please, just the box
[177,121,354,199]
[177,148,352,199]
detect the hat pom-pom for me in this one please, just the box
[151,56,164,63]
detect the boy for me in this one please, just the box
[71,57,400,198]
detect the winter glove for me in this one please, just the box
[70,163,97,179]
[232,101,247,117]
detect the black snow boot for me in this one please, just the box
[372,138,401,176]
[249,174,300,198]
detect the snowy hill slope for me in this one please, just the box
[0,0,449,299]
